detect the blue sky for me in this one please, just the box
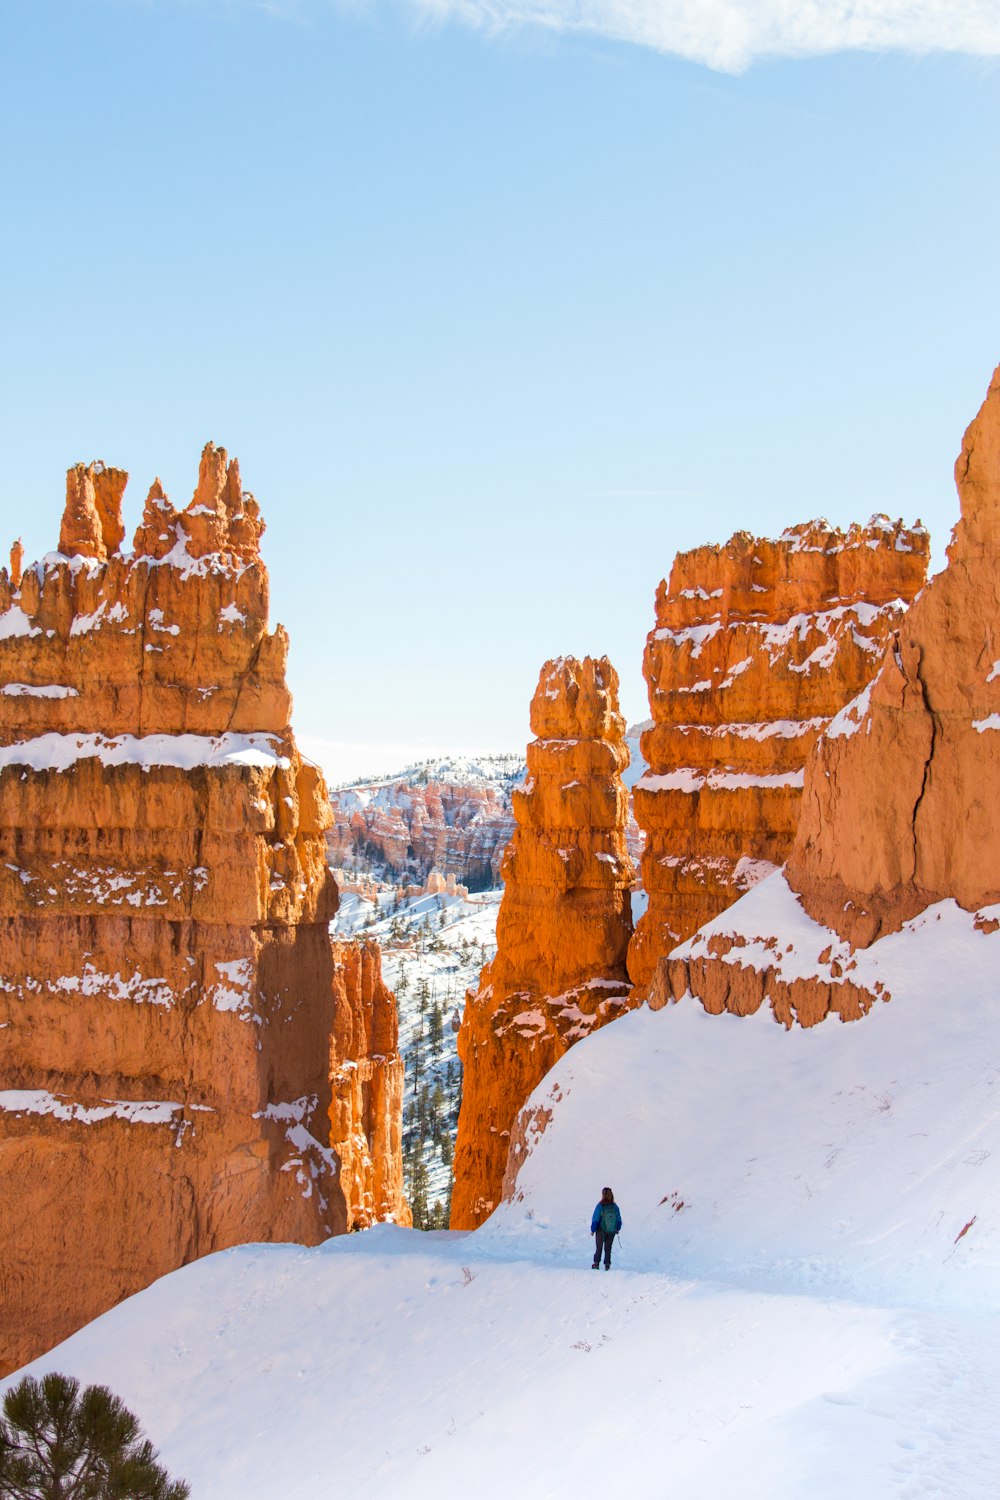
[2,1,999,781]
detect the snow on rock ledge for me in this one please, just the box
[787,363,1000,944]
[451,656,635,1231]
[496,882,1000,1314]
[628,516,929,995]
[0,447,408,1378]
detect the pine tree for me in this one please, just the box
[409,1155,430,1228]
[0,1373,189,1500]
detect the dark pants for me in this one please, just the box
[593,1228,615,1267]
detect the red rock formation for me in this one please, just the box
[786,365,1000,943]
[0,447,406,1376]
[330,939,408,1227]
[451,657,635,1230]
[664,365,1000,1029]
[328,762,520,891]
[628,516,929,996]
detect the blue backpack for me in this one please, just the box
[600,1203,618,1236]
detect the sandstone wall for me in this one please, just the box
[0,448,406,1375]
[628,516,929,996]
[450,657,634,1230]
[663,365,1000,1029]
[330,938,408,1227]
[786,365,1000,944]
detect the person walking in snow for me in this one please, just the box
[591,1187,621,1270]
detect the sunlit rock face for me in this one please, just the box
[0,448,406,1376]
[329,937,409,1228]
[451,656,635,1231]
[785,364,1000,945]
[663,365,1000,1030]
[627,514,930,998]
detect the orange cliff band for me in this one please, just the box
[628,515,929,997]
[0,447,407,1378]
[450,656,636,1231]
[665,363,1000,1026]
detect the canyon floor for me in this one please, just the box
[6,873,998,1498]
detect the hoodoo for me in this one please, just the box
[451,656,634,1230]
[665,363,1000,1027]
[329,938,407,1225]
[628,516,929,998]
[0,447,406,1376]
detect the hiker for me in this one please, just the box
[590,1186,622,1270]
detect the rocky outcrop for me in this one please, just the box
[628,516,929,996]
[786,366,1000,944]
[0,448,406,1376]
[330,939,408,1226]
[450,657,635,1230]
[327,759,522,892]
[663,365,1000,1028]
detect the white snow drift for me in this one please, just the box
[5,869,999,1496]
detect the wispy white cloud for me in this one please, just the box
[405,0,1000,72]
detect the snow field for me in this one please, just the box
[2,1230,941,1500]
[486,901,1000,1313]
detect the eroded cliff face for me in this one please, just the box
[628,516,929,997]
[0,448,405,1376]
[330,938,408,1227]
[785,366,1000,943]
[664,365,1000,1029]
[328,764,520,891]
[450,657,634,1230]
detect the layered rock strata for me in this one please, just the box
[451,657,635,1230]
[785,368,1000,945]
[0,448,406,1376]
[328,763,520,891]
[628,516,929,996]
[664,364,1000,1027]
[330,939,407,1226]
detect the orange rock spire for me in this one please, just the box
[628,516,929,998]
[450,656,635,1230]
[0,449,407,1376]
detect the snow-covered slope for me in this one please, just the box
[8,871,999,1498]
[488,881,1000,1314]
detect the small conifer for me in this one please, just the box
[0,1372,189,1499]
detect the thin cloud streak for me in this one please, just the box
[407,0,1000,72]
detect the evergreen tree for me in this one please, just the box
[408,1155,430,1228]
[0,1373,189,1500]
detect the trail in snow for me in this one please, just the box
[5,872,1000,1496]
[7,1228,998,1500]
